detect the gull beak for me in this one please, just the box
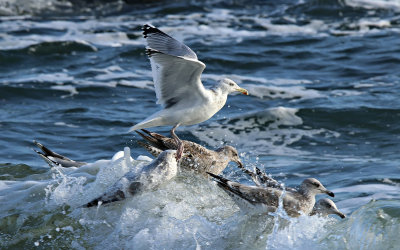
[236,88,249,95]
[336,211,346,219]
[236,161,244,168]
[325,190,335,197]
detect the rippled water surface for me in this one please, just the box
[1,0,400,249]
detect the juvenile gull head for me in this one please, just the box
[310,198,346,219]
[299,178,334,197]
[215,145,242,167]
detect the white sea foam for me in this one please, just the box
[54,121,79,128]
[51,85,78,98]
[267,215,334,249]
[203,73,314,86]
[192,107,338,156]
[3,146,395,249]
[46,147,142,207]
[332,184,400,213]
[245,84,323,100]
[2,4,398,52]
[345,0,400,10]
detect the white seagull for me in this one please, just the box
[129,24,249,160]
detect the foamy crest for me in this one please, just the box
[46,147,147,208]
[244,84,323,100]
[345,0,400,10]
[72,172,241,249]
[192,107,338,156]
[267,215,334,249]
[320,199,400,249]
[332,184,400,213]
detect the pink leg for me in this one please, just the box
[171,124,183,161]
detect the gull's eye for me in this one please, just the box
[229,82,234,86]
[313,182,320,188]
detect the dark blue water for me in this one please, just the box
[1,0,400,249]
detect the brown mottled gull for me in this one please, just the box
[136,129,242,176]
[238,165,345,218]
[208,172,334,217]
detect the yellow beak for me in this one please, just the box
[236,88,249,95]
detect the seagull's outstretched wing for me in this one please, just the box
[143,24,208,108]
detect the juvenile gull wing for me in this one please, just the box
[143,25,207,108]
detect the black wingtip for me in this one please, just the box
[135,130,146,138]
[140,129,152,134]
[135,130,156,143]
[207,172,218,178]
[207,172,230,184]
[142,24,158,38]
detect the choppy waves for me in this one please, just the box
[1,0,400,249]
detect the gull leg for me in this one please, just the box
[171,124,183,161]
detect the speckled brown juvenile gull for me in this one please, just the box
[208,172,334,217]
[136,129,243,176]
[33,140,86,168]
[237,165,345,218]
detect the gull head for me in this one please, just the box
[313,198,346,219]
[300,178,334,197]
[218,78,248,95]
[217,145,243,168]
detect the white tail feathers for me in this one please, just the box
[128,117,165,132]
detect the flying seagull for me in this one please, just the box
[129,24,249,160]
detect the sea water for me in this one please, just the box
[1,0,400,249]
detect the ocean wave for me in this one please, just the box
[1,1,399,53]
[191,107,339,156]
